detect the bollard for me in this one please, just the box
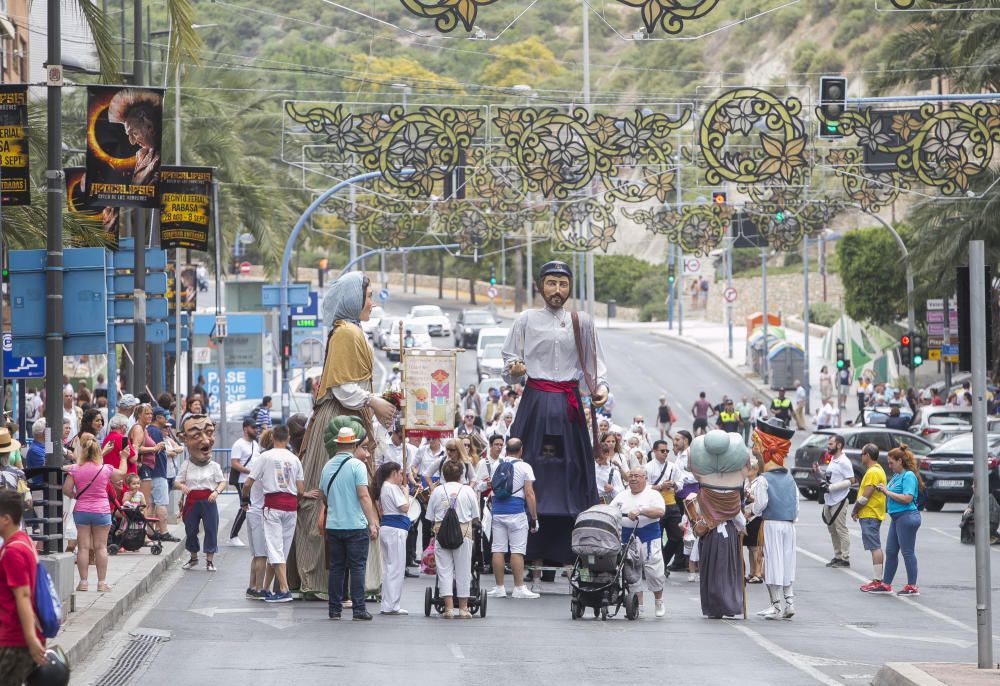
[607,300,617,328]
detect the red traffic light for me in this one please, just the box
[900,335,911,346]
[712,191,726,205]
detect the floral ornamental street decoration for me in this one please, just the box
[329,194,423,249]
[398,0,499,33]
[743,195,842,252]
[823,103,1000,200]
[493,106,691,200]
[825,148,906,213]
[615,0,721,35]
[284,102,486,198]
[622,203,732,256]
[466,147,531,212]
[699,88,807,187]
[886,0,972,8]
[552,199,617,252]
[435,201,503,251]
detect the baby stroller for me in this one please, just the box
[107,490,163,556]
[424,521,489,618]
[569,505,640,621]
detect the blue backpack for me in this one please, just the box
[4,540,62,639]
[491,460,517,499]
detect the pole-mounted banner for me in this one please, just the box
[159,166,212,252]
[65,167,120,249]
[0,85,29,206]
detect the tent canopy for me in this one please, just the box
[821,314,899,382]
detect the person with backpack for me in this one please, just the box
[427,460,479,619]
[0,490,48,683]
[485,437,539,600]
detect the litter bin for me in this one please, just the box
[608,300,617,318]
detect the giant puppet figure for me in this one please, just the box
[292,271,396,598]
[749,418,798,619]
[502,260,607,563]
[686,429,748,618]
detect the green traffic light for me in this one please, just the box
[774,210,785,223]
[490,278,496,285]
[913,355,923,366]
[836,360,844,369]
[825,121,838,133]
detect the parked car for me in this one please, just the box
[477,343,505,380]
[850,406,914,428]
[454,309,498,348]
[791,426,934,500]
[909,406,973,443]
[918,433,1000,511]
[407,305,451,337]
[476,326,510,364]
[361,306,384,339]
[385,320,433,361]
[374,317,394,350]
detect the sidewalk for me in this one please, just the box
[874,663,1000,686]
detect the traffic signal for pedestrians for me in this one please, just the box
[899,332,913,368]
[836,339,846,370]
[489,264,497,286]
[819,76,848,139]
[712,191,727,206]
[911,333,924,367]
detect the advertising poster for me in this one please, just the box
[403,349,458,437]
[159,166,212,251]
[65,167,120,249]
[165,263,197,313]
[85,85,164,208]
[0,85,29,206]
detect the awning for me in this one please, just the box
[0,16,16,40]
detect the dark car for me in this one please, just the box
[791,427,934,500]
[918,433,1000,511]
[454,309,498,348]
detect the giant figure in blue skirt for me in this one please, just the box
[502,260,609,565]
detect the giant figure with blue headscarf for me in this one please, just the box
[502,260,608,565]
[292,271,397,598]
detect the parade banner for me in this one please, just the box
[403,349,458,437]
[85,85,164,208]
[165,263,197,313]
[65,167,120,249]
[0,85,29,206]
[159,166,212,251]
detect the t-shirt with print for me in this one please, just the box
[0,530,41,647]
[320,454,369,530]
[856,463,887,520]
[249,448,303,496]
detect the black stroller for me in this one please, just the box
[424,521,489,618]
[569,505,641,621]
[108,494,163,556]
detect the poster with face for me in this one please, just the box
[403,349,457,435]
[0,85,29,206]
[85,85,164,208]
[65,167,120,249]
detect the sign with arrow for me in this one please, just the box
[1,333,44,379]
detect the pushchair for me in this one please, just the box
[569,505,641,621]
[423,521,489,618]
[107,490,163,556]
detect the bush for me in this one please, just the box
[594,255,659,308]
[808,302,839,328]
[640,301,665,322]
[630,272,668,310]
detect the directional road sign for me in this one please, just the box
[1,333,44,378]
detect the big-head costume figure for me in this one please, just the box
[502,260,608,563]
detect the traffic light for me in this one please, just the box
[819,76,848,139]
[899,332,912,368]
[774,209,785,223]
[281,326,292,359]
[667,262,676,286]
[711,191,727,206]
[911,333,924,367]
[836,339,846,370]
[489,264,497,286]
[444,148,467,200]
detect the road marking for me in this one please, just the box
[188,607,265,618]
[926,526,1000,554]
[727,622,844,686]
[844,624,973,648]
[252,617,297,630]
[449,643,465,660]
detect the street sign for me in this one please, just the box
[193,347,211,365]
[112,247,167,271]
[927,349,941,361]
[684,258,701,274]
[112,272,168,295]
[378,288,390,302]
[723,287,738,304]
[111,297,169,320]
[928,322,945,336]
[290,327,325,369]
[926,298,944,310]
[260,284,309,308]
[292,291,319,318]
[111,322,169,344]
[1,333,44,378]
[239,261,251,275]
[487,286,498,299]
[942,344,959,356]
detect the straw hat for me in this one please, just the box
[334,427,361,444]
[0,427,22,454]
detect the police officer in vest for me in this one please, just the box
[770,389,792,428]
[717,398,741,434]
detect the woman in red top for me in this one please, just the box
[129,404,163,517]
[101,414,136,476]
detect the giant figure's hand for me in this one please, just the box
[508,361,526,378]
[369,396,396,428]
[591,386,609,407]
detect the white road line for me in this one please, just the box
[844,624,973,648]
[449,643,465,660]
[926,525,1000,554]
[727,622,844,686]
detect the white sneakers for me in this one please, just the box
[782,604,795,619]
[757,605,782,620]
[687,572,699,583]
[654,601,666,618]
[511,586,540,599]
[487,586,508,598]
[228,537,246,547]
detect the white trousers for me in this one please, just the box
[379,525,407,612]
[637,539,666,594]
[262,509,296,565]
[763,520,796,586]
[246,509,266,559]
[434,537,473,598]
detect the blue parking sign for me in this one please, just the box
[2,333,45,378]
[378,288,389,302]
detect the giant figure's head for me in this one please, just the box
[536,260,572,309]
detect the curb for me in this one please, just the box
[873,663,949,686]
[58,534,186,668]
[649,329,775,402]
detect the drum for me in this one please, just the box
[407,495,423,523]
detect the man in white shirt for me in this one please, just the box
[815,398,839,430]
[611,468,667,617]
[381,426,417,469]
[228,418,259,546]
[486,437,539,599]
[819,434,856,568]
[793,380,807,431]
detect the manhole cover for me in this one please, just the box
[92,629,171,686]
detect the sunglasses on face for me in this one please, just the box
[446,447,458,453]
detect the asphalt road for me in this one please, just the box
[73,294,1000,686]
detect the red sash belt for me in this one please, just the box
[527,378,582,424]
[264,492,298,512]
[183,489,213,518]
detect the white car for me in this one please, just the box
[385,320,433,361]
[361,306,384,339]
[407,305,451,337]
[478,343,505,380]
[476,327,510,362]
